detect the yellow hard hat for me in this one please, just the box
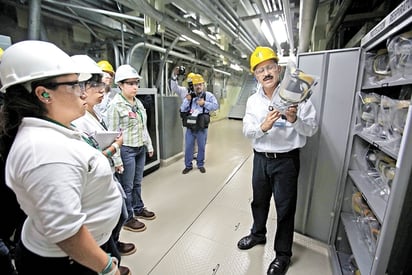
[0,48,3,61]
[97,60,115,76]
[250,46,279,73]
[187,72,195,82]
[191,74,205,85]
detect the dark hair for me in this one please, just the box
[0,84,46,159]
[0,85,29,249]
[87,74,103,83]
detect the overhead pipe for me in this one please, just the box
[126,42,213,67]
[209,0,257,51]
[298,0,318,53]
[182,0,251,50]
[195,0,257,50]
[281,0,295,53]
[219,0,260,46]
[127,0,248,68]
[111,40,122,69]
[155,37,180,89]
[28,0,42,40]
[126,42,231,77]
[44,0,144,22]
[255,0,282,51]
[67,7,104,41]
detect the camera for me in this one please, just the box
[177,65,186,76]
[189,91,196,98]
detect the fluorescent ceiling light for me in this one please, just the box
[261,21,274,46]
[230,63,243,71]
[261,18,288,46]
[192,29,206,38]
[272,19,287,43]
[180,35,200,45]
[207,33,217,41]
[171,3,187,14]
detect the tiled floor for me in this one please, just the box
[120,119,333,275]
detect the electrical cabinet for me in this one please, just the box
[136,88,161,174]
[331,1,412,274]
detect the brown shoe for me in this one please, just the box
[123,218,146,232]
[119,265,131,275]
[134,208,156,220]
[117,241,137,256]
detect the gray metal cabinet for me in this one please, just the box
[330,1,412,274]
[295,48,360,242]
[136,88,161,174]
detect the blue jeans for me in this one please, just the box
[250,151,300,259]
[118,145,146,221]
[184,128,207,168]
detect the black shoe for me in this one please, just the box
[237,235,266,250]
[267,257,291,275]
[117,242,137,256]
[199,167,206,173]
[182,167,193,174]
[123,218,146,232]
[135,208,156,220]
[119,265,131,275]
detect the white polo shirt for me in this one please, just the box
[6,118,122,257]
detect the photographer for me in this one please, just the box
[170,65,195,100]
[180,74,219,174]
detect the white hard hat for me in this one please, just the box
[115,64,142,84]
[0,40,80,93]
[71,55,103,82]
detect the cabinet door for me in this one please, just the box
[296,49,359,242]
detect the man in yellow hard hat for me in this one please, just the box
[180,73,219,174]
[95,60,119,124]
[170,65,195,100]
[238,46,318,275]
[171,67,199,157]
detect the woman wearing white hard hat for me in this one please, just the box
[0,41,122,275]
[106,64,156,233]
[71,55,136,275]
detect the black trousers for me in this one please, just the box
[250,151,300,259]
[15,236,119,275]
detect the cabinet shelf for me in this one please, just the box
[355,132,399,160]
[361,78,412,90]
[348,170,387,223]
[341,213,373,275]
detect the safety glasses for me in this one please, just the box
[41,81,86,97]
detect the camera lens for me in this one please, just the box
[178,66,186,76]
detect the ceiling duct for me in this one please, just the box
[117,0,248,68]
[298,0,318,53]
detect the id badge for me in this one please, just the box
[274,118,286,128]
[128,112,137,118]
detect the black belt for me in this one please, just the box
[254,148,299,159]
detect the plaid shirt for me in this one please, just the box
[106,93,153,152]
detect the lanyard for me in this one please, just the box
[120,93,144,123]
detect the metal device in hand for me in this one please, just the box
[270,67,318,113]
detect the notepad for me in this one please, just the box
[93,131,120,149]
